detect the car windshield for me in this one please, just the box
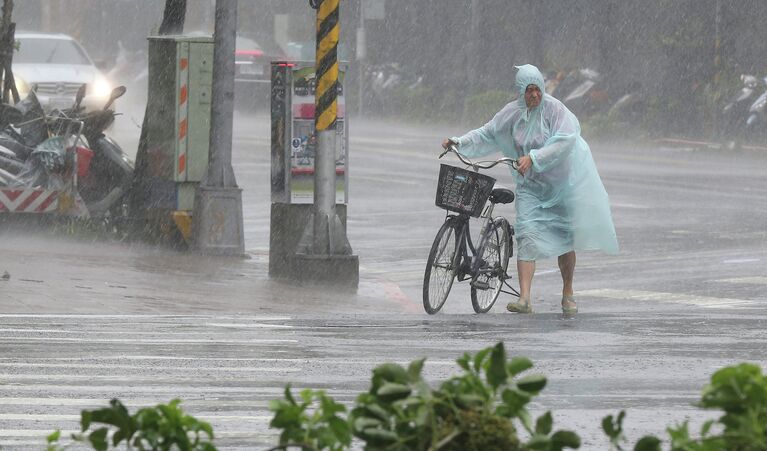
[235,36,262,52]
[14,37,91,65]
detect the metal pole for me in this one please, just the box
[191,0,244,256]
[357,0,365,117]
[312,0,344,254]
[292,0,357,288]
[205,0,236,188]
[713,0,722,139]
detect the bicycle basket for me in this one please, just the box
[435,164,496,217]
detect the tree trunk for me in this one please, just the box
[159,0,187,35]
[0,0,18,104]
[129,0,188,224]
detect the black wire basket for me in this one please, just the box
[435,164,495,217]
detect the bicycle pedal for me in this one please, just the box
[471,280,490,290]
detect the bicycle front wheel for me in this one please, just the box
[471,218,511,313]
[423,219,460,314]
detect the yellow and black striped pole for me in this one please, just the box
[308,0,352,256]
[295,0,357,285]
[315,0,339,132]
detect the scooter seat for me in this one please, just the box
[489,187,515,204]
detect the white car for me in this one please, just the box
[12,32,112,111]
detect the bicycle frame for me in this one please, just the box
[446,205,519,299]
[446,144,521,297]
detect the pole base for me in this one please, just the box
[269,203,359,290]
[191,185,245,256]
[292,253,359,290]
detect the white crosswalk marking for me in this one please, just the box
[717,276,767,284]
[0,314,306,449]
[579,289,760,309]
[0,314,462,449]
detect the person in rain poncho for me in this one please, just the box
[441,64,618,314]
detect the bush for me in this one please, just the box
[462,90,514,124]
[46,399,216,451]
[271,342,579,451]
[47,346,767,450]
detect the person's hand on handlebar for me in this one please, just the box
[441,138,457,150]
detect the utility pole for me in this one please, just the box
[461,0,479,122]
[191,0,245,256]
[296,0,358,288]
[713,0,722,139]
[357,0,365,116]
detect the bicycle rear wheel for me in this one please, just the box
[471,218,511,313]
[423,219,460,314]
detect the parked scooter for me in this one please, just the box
[723,74,759,116]
[607,81,644,121]
[0,85,133,226]
[365,63,423,115]
[718,74,761,148]
[64,85,134,218]
[745,76,767,128]
[559,68,609,116]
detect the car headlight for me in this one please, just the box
[14,76,29,99]
[91,77,111,98]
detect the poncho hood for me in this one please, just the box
[514,64,546,107]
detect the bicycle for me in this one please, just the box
[423,144,520,314]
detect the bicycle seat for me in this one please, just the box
[489,187,515,204]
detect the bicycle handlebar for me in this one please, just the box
[440,143,518,170]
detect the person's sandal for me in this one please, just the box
[562,295,578,315]
[507,298,533,313]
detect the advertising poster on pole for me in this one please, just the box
[289,66,348,204]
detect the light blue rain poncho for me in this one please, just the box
[452,64,618,261]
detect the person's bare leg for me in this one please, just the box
[558,251,576,296]
[518,259,536,301]
[507,259,536,313]
[558,251,577,313]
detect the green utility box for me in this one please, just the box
[145,35,213,214]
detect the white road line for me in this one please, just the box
[204,323,293,329]
[0,397,272,407]
[611,202,650,209]
[0,430,79,437]
[0,413,272,422]
[0,363,299,371]
[717,276,767,284]
[0,385,288,393]
[579,289,759,309]
[0,354,459,366]
[0,414,80,421]
[0,397,171,406]
[0,337,297,344]
[0,314,292,320]
[722,258,762,264]
[0,328,292,334]
[354,175,421,185]
[0,374,294,383]
[0,429,274,438]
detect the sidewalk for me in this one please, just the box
[0,230,419,315]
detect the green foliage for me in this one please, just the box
[602,410,627,450]
[388,85,465,123]
[462,90,514,124]
[698,363,767,449]
[271,342,579,451]
[601,363,767,450]
[46,399,216,451]
[268,385,352,451]
[45,351,767,450]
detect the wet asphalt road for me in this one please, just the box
[0,110,765,449]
